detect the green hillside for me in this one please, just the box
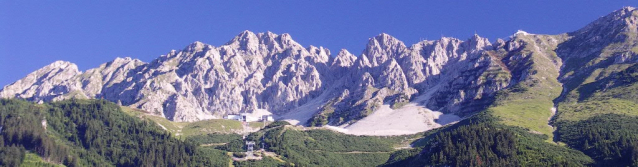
[382,113,593,167]
[485,33,567,140]
[0,99,230,166]
[120,106,265,139]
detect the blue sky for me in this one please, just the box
[1,1,638,87]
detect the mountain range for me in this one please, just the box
[4,6,638,167]
[3,6,638,137]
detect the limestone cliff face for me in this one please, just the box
[1,61,84,102]
[0,30,536,124]
[9,8,633,125]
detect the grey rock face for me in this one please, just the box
[0,30,522,124]
[1,61,83,102]
[318,33,504,124]
[0,29,543,125]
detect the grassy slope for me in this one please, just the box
[546,11,638,166]
[487,34,566,140]
[209,121,416,166]
[552,63,638,165]
[20,153,65,167]
[556,64,638,122]
[490,30,638,141]
[120,106,266,138]
[554,10,638,122]
[558,98,638,121]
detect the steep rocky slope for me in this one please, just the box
[0,31,509,125]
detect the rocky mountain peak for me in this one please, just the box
[224,30,303,53]
[368,33,406,50]
[24,61,81,81]
[105,57,143,72]
[332,49,357,68]
[615,6,637,19]
[622,6,636,11]
[46,61,79,71]
[258,31,281,44]
[307,45,331,63]
[307,45,330,54]
[245,31,301,52]
[574,6,638,37]
[556,6,638,99]
[113,57,131,62]
[620,7,638,31]
[364,33,407,66]
[467,34,491,52]
[599,6,637,24]
[112,57,143,65]
[0,60,82,101]
[226,30,260,51]
[279,33,294,44]
[355,54,372,68]
[186,41,208,51]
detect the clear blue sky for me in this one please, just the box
[2,1,638,87]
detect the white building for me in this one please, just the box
[261,115,274,122]
[225,115,243,121]
[241,113,260,122]
[225,113,273,122]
